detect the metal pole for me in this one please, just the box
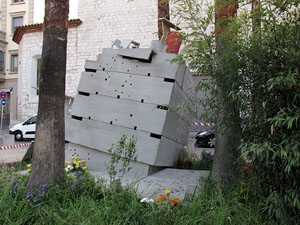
[0,104,3,130]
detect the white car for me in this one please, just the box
[9,115,37,141]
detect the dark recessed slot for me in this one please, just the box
[141,99,144,103]
[134,126,137,130]
[150,133,162,139]
[130,83,132,86]
[88,158,90,160]
[122,85,124,87]
[109,76,110,78]
[147,73,151,76]
[117,95,120,99]
[130,114,133,117]
[157,105,169,110]
[110,121,113,124]
[105,78,107,81]
[121,92,123,94]
[115,90,117,92]
[130,75,132,77]
[164,78,175,83]
[78,91,90,96]
[72,115,83,121]
[125,80,127,82]
[136,65,138,67]
[127,70,130,72]
[114,59,116,62]
[88,116,91,120]
[122,55,152,63]
[95,91,98,95]
[85,68,96,73]
[103,68,105,71]
[122,62,124,64]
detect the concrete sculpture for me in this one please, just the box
[65,40,196,177]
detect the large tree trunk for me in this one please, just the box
[27,0,69,191]
[158,0,170,39]
[212,0,241,187]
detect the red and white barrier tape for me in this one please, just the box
[0,143,31,150]
[191,122,214,126]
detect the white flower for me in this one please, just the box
[140,198,154,203]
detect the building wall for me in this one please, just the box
[18,0,159,120]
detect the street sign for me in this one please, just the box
[0,91,6,99]
[1,99,6,106]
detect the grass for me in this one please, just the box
[0,167,274,225]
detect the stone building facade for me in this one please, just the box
[15,0,160,120]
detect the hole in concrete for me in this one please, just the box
[130,114,133,117]
[121,92,123,94]
[85,68,96,73]
[103,68,105,71]
[105,78,107,81]
[150,133,162,139]
[110,121,113,124]
[134,126,137,130]
[78,91,90,96]
[72,115,83,121]
[95,92,98,95]
[130,83,132,86]
[157,105,169,110]
[115,90,117,92]
[125,80,127,82]
[127,70,130,72]
[141,99,144,103]
[88,116,91,120]
[148,73,151,76]
[117,95,120,99]
[164,78,175,83]
[122,85,124,87]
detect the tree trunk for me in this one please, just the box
[27,0,69,192]
[212,0,241,187]
[252,0,261,32]
[158,0,170,39]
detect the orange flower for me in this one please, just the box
[157,196,167,203]
[169,197,180,206]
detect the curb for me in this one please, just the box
[0,143,31,150]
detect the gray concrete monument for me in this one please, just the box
[65,40,196,178]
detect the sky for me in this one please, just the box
[34,0,79,23]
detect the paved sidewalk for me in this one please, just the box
[0,147,28,166]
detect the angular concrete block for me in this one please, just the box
[66,44,195,176]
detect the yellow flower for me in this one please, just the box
[165,189,171,195]
[27,168,31,173]
[72,156,75,160]
[240,188,246,194]
[75,165,80,169]
[74,157,78,160]
[82,166,88,171]
[27,164,32,168]
[67,161,71,164]
[73,161,77,165]
[81,160,86,163]
[78,161,82,164]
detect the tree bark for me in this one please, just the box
[252,0,261,32]
[212,0,241,187]
[27,0,69,191]
[158,0,170,39]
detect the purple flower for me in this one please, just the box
[27,192,34,199]
[77,171,83,177]
[13,181,19,190]
[78,178,84,183]
[42,184,49,192]
[71,184,76,190]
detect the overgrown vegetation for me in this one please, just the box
[172,0,300,223]
[175,150,213,170]
[0,168,271,225]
